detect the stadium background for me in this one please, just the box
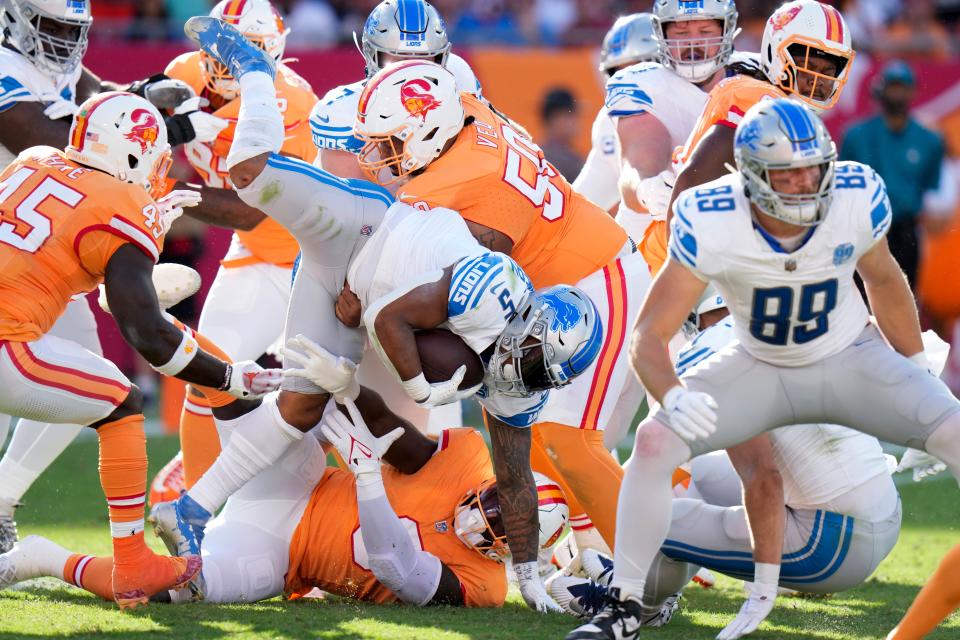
[70,0,960,430]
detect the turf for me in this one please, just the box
[1,435,958,640]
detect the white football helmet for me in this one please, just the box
[201,0,288,100]
[653,0,738,84]
[454,472,570,563]
[66,92,172,198]
[354,60,464,185]
[360,0,451,78]
[682,284,727,339]
[0,0,91,75]
[760,0,855,112]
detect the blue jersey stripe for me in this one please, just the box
[493,393,548,428]
[310,122,355,133]
[464,264,504,313]
[265,154,393,207]
[676,347,711,374]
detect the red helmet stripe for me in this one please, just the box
[70,92,125,152]
[223,0,248,24]
[820,3,844,43]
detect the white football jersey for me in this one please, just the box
[677,318,893,511]
[573,106,620,212]
[669,162,893,367]
[310,53,482,156]
[349,202,546,428]
[0,47,81,167]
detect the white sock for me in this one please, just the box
[0,420,83,510]
[187,397,303,514]
[226,71,283,169]
[610,419,690,602]
[0,414,12,452]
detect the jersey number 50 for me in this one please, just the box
[501,126,565,222]
[0,167,83,253]
[750,279,838,346]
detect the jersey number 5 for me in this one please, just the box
[501,125,565,222]
[0,167,83,253]
[750,279,838,346]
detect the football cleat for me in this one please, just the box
[184,16,276,82]
[548,573,610,618]
[0,535,66,589]
[148,496,210,558]
[581,549,614,587]
[551,530,581,575]
[643,593,681,628]
[0,507,19,555]
[565,588,644,640]
[148,452,186,508]
[692,567,716,589]
[99,265,202,316]
[113,553,202,610]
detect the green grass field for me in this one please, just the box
[0,435,958,640]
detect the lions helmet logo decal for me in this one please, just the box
[400,79,441,121]
[769,5,802,32]
[124,109,160,153]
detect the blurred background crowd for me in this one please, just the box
[73,0,960,419]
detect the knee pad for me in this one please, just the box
[369,551,441,606]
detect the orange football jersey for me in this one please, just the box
[397,94,627,289]
[164,52,318,267]
[0,147,163,341]
[286,428,508,607]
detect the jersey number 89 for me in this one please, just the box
[750,279,838,346]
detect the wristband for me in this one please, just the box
[151,329,198,376]
[218,363,233,391]
[752,562,780,594]
[400,373,431,403]
[908,351,931,371]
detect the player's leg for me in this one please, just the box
[887,544,960,640]
[689,451,744,508]
[0,335,199,608]
[179,262,290,486]
[0,297,101,549]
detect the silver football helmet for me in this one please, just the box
[682,284,726,339]
[0,0,91,75]
[599,13,660,76]
[360,0,451,78]
[734,98,836,227]
[487,285,602,397]
[653,0,738,84]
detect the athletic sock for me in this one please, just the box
[0,420,83,509]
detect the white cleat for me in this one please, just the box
[692,567,716,588]
[581,548,614,587]
[98,263,201,315]
[0,535,67,589]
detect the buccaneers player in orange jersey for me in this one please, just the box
[0,91,280,608]
[353,60,653,557]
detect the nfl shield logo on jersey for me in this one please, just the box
[434,521,449,533]
[833,243,855,266]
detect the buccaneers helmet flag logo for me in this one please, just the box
[124,109,160,153]
[769,5,802,32]
[400,79,441,121]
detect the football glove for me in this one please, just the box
[401,367,481,408]
[282,334,360,402]
[156,189,202,234]
[896,448,947,482]
[221,360,282,399]
[663,385,718,442]
[515,561,564,614]
[636,170,676,218]
[319,398,403,479]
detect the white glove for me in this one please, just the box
[174,96,228,144]
[908,351,936,376]
[400,367,481,408]
[320,397,404,478]
[896,448,947,482]
[43,99,79,120]
[156,189,202,234]
[662,385,719,442]
[716,582,776,639]
[144,78,196,110]
[636,170,676,218]
[282,334,360,402]
[515,561,564,614]
[222,360,282,399]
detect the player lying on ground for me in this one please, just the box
[0,394,568,608]
[149,15,603,613]
[567,98,960,640]
[0,92,280,608]
[551,293,934,628]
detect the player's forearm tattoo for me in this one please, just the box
[474,229,499,250]
[488,417,539,564]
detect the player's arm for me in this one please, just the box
[617,114,675,211]
[857,236,925,359]
[104,244,274,396]
[464,221,514,254]
[726,436,785,568]
[667,125,736,229]
[630,259,708,403]
[175,181,266,231]
[321,398,466,606]
[319,148,366,179]
[76,66,127,102]
[0,101,72,153]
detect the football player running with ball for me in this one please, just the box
[567,99,960,640]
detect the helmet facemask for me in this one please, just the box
[774,39,853,112]
[0,1,91,75]
[454,479,509,563]
[658,19,737,84]
[357,127,426,185]
[741,157,836,227]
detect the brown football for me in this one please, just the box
[416,329,485,390]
